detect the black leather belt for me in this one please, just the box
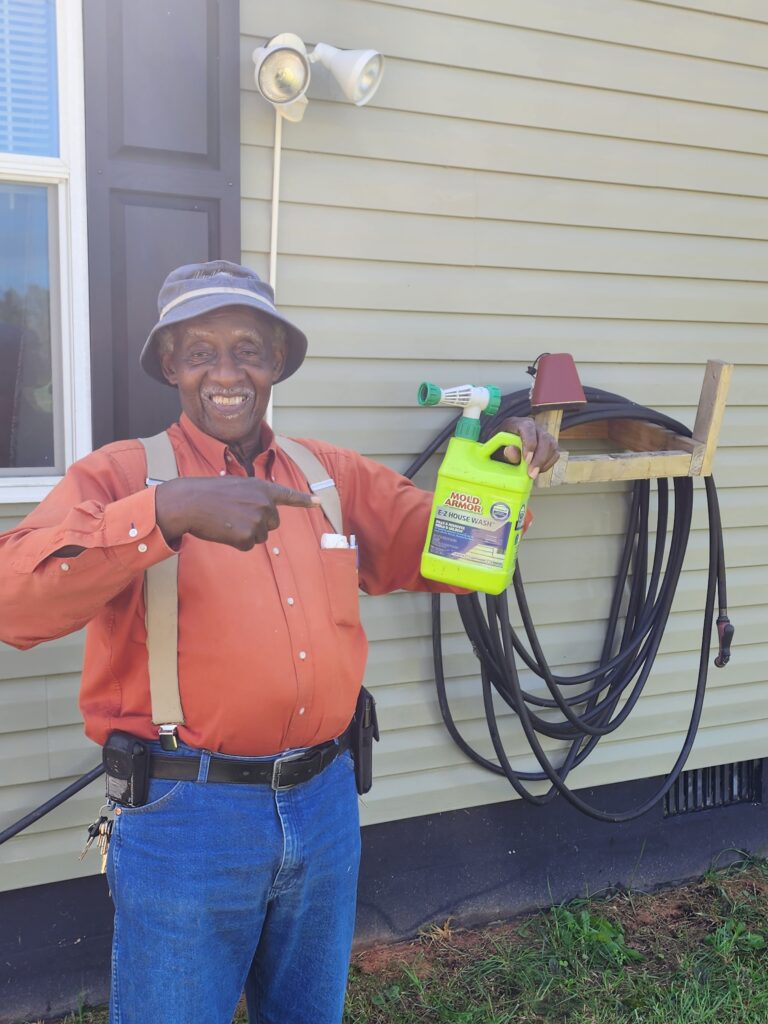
[149,731,351,791]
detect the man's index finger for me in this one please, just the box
[266,482,322,508]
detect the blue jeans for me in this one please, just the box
[106,742,361,1024]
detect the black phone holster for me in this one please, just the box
[103,731,150,807]
[351,686,379,795]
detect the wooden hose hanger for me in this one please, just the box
[532,358,733,488]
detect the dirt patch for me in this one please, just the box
[354,940,422,976]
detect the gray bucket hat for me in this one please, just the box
[140,260,308,385]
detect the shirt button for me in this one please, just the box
[286,597,295,606]
[299,651,307,660]
[298,707,305,716]
[60,562,70,572]
[138,543,148,553]
[272,546,280,555]
[128,527,138,538]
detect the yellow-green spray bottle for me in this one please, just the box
[419,383,533,595]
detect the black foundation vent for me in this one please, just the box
[664,760,763,818]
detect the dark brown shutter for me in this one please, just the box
[84,0,240,446]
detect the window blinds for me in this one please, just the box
[0,0,58,156]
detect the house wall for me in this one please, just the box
[1,0,767,894]
[241,0,768,827]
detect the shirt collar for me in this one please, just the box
[178,412,278,474]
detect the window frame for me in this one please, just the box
[0,0,91,503]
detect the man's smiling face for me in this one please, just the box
[160,305,286,459]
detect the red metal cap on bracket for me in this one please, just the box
[529,353,587,412]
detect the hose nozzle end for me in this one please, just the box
[714,614,734,668]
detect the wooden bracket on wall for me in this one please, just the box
[534,360,733,488]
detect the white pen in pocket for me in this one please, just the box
[321,532,359,567]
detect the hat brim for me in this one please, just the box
[140,293,308,386]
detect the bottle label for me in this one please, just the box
[428,496,513,569]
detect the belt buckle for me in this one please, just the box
[271,751,306,791]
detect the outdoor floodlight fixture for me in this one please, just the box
[311,42,384,107]
[252,33,311,122]
[252,33,385,122]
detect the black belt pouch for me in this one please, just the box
[103,731,150,807]
[352,686,379,795]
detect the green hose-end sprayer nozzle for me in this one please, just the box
[454,416,482,441]
[418,382,443,407]
[417,382,501,440]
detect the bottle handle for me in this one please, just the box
[477,431,528,474]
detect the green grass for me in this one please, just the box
[26,857,768,1024]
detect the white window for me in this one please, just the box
[0,0,90,503]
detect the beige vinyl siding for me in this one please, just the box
[376,0,768,62]
[1,0,766,894]
[241,0,768,829]
[0,505,104,891]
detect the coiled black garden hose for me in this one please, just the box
[404,386,732,823]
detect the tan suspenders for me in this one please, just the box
[139,432,184,742]
[138,430,343,749]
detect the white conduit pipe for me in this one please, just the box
[268,109,282,293]
[265,109,283,426]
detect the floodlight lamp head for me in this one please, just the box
[310,42,385,106]
[252,33,311,116]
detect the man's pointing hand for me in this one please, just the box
[156,477,321,550]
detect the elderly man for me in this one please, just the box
[0,261,558,1024]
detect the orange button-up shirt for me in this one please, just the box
[0,415,466,755]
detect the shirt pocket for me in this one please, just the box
[319,547,360,627]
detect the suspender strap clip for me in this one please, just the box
[158,724,180,751]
